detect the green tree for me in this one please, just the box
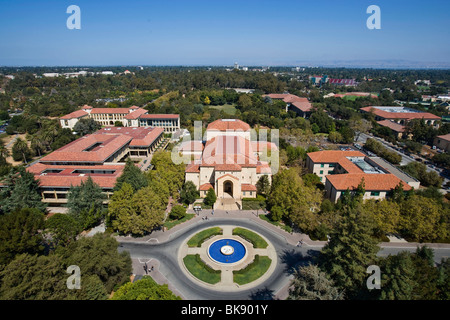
[170,205,186,220]
[0,208,45,266]
[379,251,416,300]
[362,199,400,236]
[11,138,33,163]
[256,175,270,196]
[410,246,439,299]
[318,205,380,298]
[114,157,148,192]
[67,176,106,229]
[204,188,217,207]
[237,94,252,109]
[45,213,82,247]
[109,183,165,236]
[0,253,72,300]
[180,181,199,205]
[267,168,322,232]
[437,258,450,300]
[73,118,101,136]
[56,233,132,294]
[289,264,344,300]
[0,166,47,214]
[399,195,447,242]
[402,161,443,188]
[111,276,181,300]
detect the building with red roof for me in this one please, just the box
[433,133,450,152]
[306,150,416,202]
[26,127,164,206]
[60,105,180,133]
[183,119,276,210]
[263,93,313,118]
[361,106,441,126]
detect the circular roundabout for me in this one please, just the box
[178,225,277,292]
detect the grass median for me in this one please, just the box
[232,227,268,248]
[187,227,223,247]
[183,254,221,285]
[233,255,272,285]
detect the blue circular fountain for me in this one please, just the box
[208,239,246,264]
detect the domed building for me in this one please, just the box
[184,119,276,210]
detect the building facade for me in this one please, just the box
[60,105,180,133]
[27,127,164,206]
[306,150,415,202]
[182,119,275,210]
[361,106,441,127]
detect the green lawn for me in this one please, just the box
[164,213,195,230]
[232,227,268,248]
[187,227,222,247]
[233,255,272,285]
[208,104,237,115]
[183,254,221,284]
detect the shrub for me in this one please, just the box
[169,205,186,220]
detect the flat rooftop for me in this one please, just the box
[347,157,386,174]
[370,106,425,113]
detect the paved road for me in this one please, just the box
[118,218,309,300]
[356,132,449,186]
[117,213,450,300]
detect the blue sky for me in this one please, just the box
[0,0,448,66]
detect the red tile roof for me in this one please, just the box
[436,133,450,142]
[39,134,132,163]
[307,150,365,163]
[207,119,250,132]
[291,100,313,112]
[361,106,441,120]
[377,120,405,133]
[201,135,258,167]
[124,108,148,120]
[185,163,200,173]
[326,173,411,191]
[264,94,312,112]
[241,184,257,191]
[199,183,214,191]
[98,127,164,147]
[27,163,125,189]
[215,164,242,171]
[256,162,271,174]
[60,110,88,120]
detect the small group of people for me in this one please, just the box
[143,263,154,274]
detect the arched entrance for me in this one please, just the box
[224,181,233,197]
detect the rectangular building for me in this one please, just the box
[60,105,180,133]
[27,127,164,206]
[306,150,415,202]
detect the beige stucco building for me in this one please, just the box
[183,119,275,210]
[60,105,180,133]
[306,150,416,203]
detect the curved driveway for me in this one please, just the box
[117,212,450,300]
[118,218,316,300]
